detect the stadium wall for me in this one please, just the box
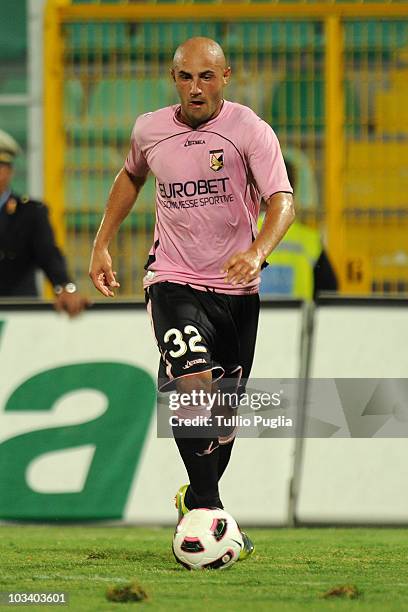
[296,299,408,525]
[0,299,407,525]
[0,303,300,525]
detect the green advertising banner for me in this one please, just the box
[0,312,156,521]
[0,361,155,520]
[0,307,301,525]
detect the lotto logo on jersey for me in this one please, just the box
[182,358,207,370]
[209,149,224,172]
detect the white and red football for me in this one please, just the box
[172,508,243,570]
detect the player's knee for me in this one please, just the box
[173,371,213,420]
[176,370,212,396]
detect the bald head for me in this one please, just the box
[171,37,231,128]
[173,37,227,71]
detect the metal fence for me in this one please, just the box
[44,2,408,297]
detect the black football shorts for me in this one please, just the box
[145,281,260,391]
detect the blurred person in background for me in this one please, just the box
[259,159,338,300]
[0,129,88,316]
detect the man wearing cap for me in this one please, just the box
[0,129,88,316]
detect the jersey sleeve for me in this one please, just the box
[244,115,293,201]
[124,120,150,179]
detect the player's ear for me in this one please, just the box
[223,66,231,85]
[170,68,176,82]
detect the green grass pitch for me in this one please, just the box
[1,526,408,611]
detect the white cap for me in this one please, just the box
[0,129,22,164]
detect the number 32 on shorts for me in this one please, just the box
[163,325,207,358]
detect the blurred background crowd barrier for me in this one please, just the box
[1,1,408,298]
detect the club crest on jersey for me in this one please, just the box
[209,149,224,172]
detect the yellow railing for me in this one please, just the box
[44,1,408,297]
[44,0,69,249]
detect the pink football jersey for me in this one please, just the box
[125,100,292,294]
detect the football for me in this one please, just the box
[172,508,244,570]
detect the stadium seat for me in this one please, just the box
[0,106,27,147]
[345,20,408,51]
[222,21,324,53]
[389,68,408,87]
[64,146,156,231]
[64,22,128,57]
[0,76,28,147]
[64,146,124,213]
[0,81,83,149]
[271,78,360,134]
[226,69,279,123]
[343,139,408,294]
[344,141,408,210]
[11,153,27,195]
[65,146,123,170]
[128,22,222,53]
[0,77,27,95]
[65,174,118,213]
[68,77,173,142]
[65,172,156,212]
[271,77,325,134]
[375,89,408,136]
[283,146,318,210]
[66,21,223,58]
[64,80,85,121]
[0,0,26,61]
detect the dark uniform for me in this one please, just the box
[147,281,259,393]
[0,192,72,297]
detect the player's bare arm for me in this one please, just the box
[222,191,295,285]
[89,168,145,297]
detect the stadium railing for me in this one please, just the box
[43,2,408,298]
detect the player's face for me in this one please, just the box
[172,55,231,128]
[0,163,13,193]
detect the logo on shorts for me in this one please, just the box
[209,149,224,172]
[183,358,207,370]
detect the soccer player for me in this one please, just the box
[89,37,294,556]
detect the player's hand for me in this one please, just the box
[54,292,91,318]
[89,245,120,297]
[221,248,263,285]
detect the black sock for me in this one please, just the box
[173,431,222,509]
[217,437,235,481]
[183,438,235,509]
